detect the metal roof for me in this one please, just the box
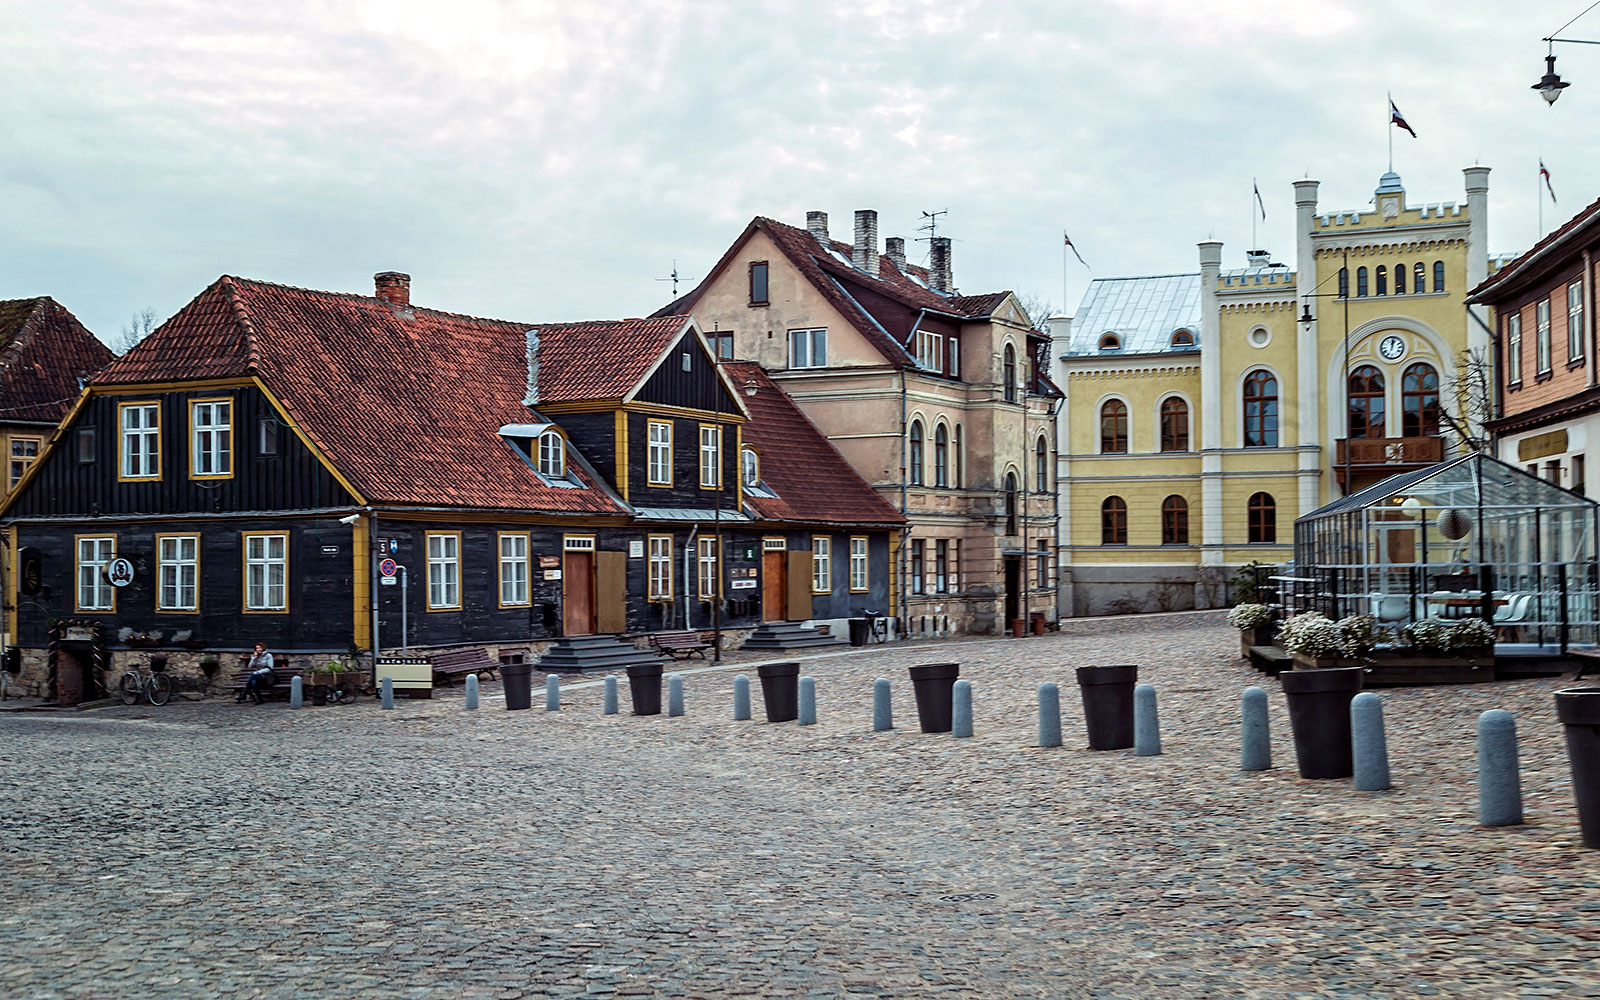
[1064,273,1201,357]
[630,506,752,523]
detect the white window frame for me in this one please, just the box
[76,535,116,612]
[1570,282,1585,362]
[427,532,461,610]
[947,336,960,377]
[648,535,673,601]
[849,536,869,592]
[812,536,832,593]
[157,534,199,611]
[788,327,827,369]
[1508,313,1523,383]
[119,402,160,480]
[742,447,760,487]
[243,532,288,612]
[699,424,721,488]
[935,539,949,594]
[190,399,232,478]
[647,420,673,486]
[914,330,943,372]
[538,432,565,478]
[697,536,719,599]
[1537,299,1553,376]
[498,532,530,608]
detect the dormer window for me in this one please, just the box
[742,447,760,486]
[1098,333,1121,351]
[538,432,565,477]
[1170,329,1194,348]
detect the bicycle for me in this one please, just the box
[118,660,172,706]
[859,608,889,644]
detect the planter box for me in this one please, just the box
[1239,626,1275,659]
[1364,647,1495,686]
[1290,652,1364,671]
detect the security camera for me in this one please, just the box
[337,514,361,525]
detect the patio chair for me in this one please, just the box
[1493,593,1534,642]
[1371,595,1412,624]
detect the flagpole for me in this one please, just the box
[1387,92,1393,173]
[1251,180,1257,252]
[1062,231,1068,317]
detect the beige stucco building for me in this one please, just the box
[661,210,1060,634]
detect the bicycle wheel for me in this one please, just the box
[147,673,173,706]
[118,672,141,705]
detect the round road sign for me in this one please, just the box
[379,558,398,578]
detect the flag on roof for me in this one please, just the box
[1253,180,1267,221]
[1389,99,1416,138]
[1541,158,1557,204]
[1063,230,1089,268]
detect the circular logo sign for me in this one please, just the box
[106,557,135,588]
[379,558,398,578]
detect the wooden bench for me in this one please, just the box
[428,648,498,687]
[228,658,305,701]
[650,630,712,660]
[1249,644,1292,676]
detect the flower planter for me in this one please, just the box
[1363,647,1494,686]
[1289,653,1364,671]
[1239,626,1275,659]
[1280,666,1364,779]
[1075,664,1138,750]
[1555,687,1600,849]
[125,638,161,649]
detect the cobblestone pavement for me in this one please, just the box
[3,612,1598,998]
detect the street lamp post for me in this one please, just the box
[1532,5,1600,104]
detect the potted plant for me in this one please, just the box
[120,627,163,649]
[1228,603,1275,658]
[310,659,340,705]
[198,654,220,681]
[171,629,207,650]
[1276,611,1365,779]
[1279,612,1359,670]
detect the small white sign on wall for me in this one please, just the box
[730,579,757,590]
[543,569,563,581]
[629,540,645,558]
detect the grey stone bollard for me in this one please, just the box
[953,679,973,738]
[873,677,893,731]
[289,675,303,709]
[1351,691,1391,791]
[1134,683,1161,756]
[799,676,816,726]
[1477,709,1524,827]
[1241,686,1271,771]
[668,673,684,717]
[603,675,619,715]
[380,676,394,710]
[465,673,479,710]
[733,674,751,721]
[545,674,561,712]
[1037,682,1061,748]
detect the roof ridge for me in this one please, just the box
[219,276,266,376]
[0,297,46,372]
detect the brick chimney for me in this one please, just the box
[806,211,829,245]
[852,210,879,275]
[375,271,411,306]
[885,236,906,271]
[929,238,952,293]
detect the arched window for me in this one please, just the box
[1161,495,1188,545]
[1100,399,1128,454]
[538,432,565,477]
[1248,492,1276,544]
[1099,333,1122,351]
[1394,263,1406,295]
[1101,496,1127,545]
[1347,365,1386,439]
[908,420,924,486]
[933,424,949,487]
[1035,435,1049,492]
[1376,266,1388,295]
[953,424,963,487]
[1338,267,1349,298]
[1414,262,1425,292]
[1402,362,1440,437]
[1005,473,1019,535]
[1357,267,1369,297]
[1242,370,1278,447]
[1170,329,1194,348]
[1003,344,1018,402]
[1159,397,1189,452]
[1433,260,1445,293]
[742,447,760,487]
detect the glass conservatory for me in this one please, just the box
[1290,453,1600,653]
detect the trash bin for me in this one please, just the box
[1555,686,1600,849]
[502,661,534,711]
[909,662,960,733]
[848,618,870,647]
[1280,666,1364,779]
[757,661,800,722]
[1075,664,1137,750]
[627,663,664,716]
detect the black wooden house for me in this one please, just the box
[0,272,902,686]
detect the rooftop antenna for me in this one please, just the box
[915,209,949,267]
[656,259,695,299]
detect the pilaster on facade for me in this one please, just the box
[1293,178,1322,452]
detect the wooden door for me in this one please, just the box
[563,551,595,636]
[1004,555,1021,627]
[595,550,626,634]
[763,550,787,622]
[786,553,813,622]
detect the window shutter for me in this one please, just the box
[596,550,627,634]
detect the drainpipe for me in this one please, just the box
[1048,394,1063,620]
[683,524,700,630]
[899,366,910,636]
[1586,248,1596,388]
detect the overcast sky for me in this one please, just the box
[2,1,1591,345]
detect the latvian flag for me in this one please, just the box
[1390,99,1417,138]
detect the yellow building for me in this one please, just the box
[1052,167,1496,614]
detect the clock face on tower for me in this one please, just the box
[1378,335,1406,362]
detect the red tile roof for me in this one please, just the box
[533,316,695,403]
[1469,195,1600,300]
[96,277,657,513]
[727,362,904,527]
[0,297,113,425]
[654,216,1015,368]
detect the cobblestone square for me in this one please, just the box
[3,612,1597,998]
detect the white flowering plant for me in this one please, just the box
[1448,617,1495,650]
[1227,603,1274,630]
[1278,612,1343,656]
[1335,614,1380,658]
[1407,618,1453,650]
